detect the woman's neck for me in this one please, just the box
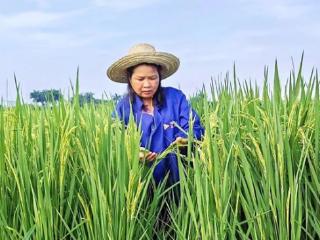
[142,98,154,113]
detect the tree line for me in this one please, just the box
[30,89,122,106]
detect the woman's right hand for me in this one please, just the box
[139,147,157,162]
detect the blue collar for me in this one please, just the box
[132,94,143,113]
[132,94,161,112]
[131,94,162,131]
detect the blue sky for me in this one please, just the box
[1,0,319,102]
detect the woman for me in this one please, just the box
[107,43,204,188]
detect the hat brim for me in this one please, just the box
[107,52,180,83]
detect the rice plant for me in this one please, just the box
[0,59,319,239]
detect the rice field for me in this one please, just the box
[0,60,320,239]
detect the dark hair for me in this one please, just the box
[126,63,164,107]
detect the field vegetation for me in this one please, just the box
[0,59,319,239]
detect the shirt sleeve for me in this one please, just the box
[175,91,205,140]
[112,97,129,125]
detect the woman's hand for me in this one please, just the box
[139,147,157,162]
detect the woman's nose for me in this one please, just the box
[143,81,151,87]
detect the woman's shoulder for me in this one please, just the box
[115,94,130,110]
[161,87,185,98]
[117,94,129,104]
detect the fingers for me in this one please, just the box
[146,152,157,161]
[139,151,157,162]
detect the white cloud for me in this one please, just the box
[238,0,313,20]
[27,32,90,48]
[92,0,162,11]
[0,8,87,31]
[21,30,128,49]
[26,0,51,8]
[0,11,66,30]
[0,9,101,49]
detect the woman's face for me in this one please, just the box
[129,64,160,100]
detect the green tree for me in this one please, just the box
[30,89,63,105]
[71,92,100,106]
[80,92,95,105]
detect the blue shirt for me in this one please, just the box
[114,87,205,185]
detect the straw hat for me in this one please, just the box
[107,43,180,83]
